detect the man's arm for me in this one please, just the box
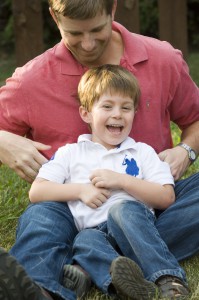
[0,130,51,183]
[158,121,199,180]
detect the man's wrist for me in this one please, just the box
[177,143,197,163]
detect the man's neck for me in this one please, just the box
[87,30,124,68]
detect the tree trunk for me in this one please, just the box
[115,0,140,33]
[12,0,44,66]
[158,0,188,60]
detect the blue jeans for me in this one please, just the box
[72,173,199,294]
[10,173,199,299]
[10,201,78,300]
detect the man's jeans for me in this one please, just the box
[72,173,199,294]
[10,172,199,299]
[10,201,78,300]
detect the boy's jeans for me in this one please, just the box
[10,172,199,299]
[72,201,187,294]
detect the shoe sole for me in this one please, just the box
[110,257,158,300]
[63,265,91,299]
[0,247,42,300]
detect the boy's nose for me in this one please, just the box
[112,108,122,118]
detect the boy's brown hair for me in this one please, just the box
[78,64,140,112]
[48,0,114,19]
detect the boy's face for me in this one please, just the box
[53,10,113,67]
[80,92,135,150]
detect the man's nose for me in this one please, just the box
[81,34,95,51]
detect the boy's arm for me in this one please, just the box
[29,177,110,209]
[90,169,175,210]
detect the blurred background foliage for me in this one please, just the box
[0,0,198,55]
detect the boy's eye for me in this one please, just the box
[122,106,131,110]
[103,105,112,109]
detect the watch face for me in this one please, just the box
[190,150,196,160]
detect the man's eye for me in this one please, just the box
[92,28,103,33]
[69,32,81,36]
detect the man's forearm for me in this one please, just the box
[180,120,199,155]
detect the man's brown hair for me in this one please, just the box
[48,0,114,19]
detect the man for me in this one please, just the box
[0,1,198,300]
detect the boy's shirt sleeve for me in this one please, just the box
[138,143,174,186]
[37,145,71,184]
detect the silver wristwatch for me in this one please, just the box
[177,143,197,163]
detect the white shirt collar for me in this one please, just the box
[77,134,138,152]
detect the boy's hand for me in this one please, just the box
[79,184,110,209]
[90,169,121,190]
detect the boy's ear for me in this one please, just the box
[79,106,92,124]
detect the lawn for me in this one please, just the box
[0,52,199,300]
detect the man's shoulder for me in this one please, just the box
[114,22,183,65]
[13,42,62,79]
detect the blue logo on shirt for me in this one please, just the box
[122,155,139,176]
[50,153,55,160]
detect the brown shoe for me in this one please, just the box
[0,247,54,300]
[110,256,158,300]
[156,275,190,299]
[63,264,91,299]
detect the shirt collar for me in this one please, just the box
[55,22,148,76]
[77,134,138,152]
[55,40,85,75]
[112,22,148,72]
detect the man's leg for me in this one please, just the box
[156,172,199,260]
[0,247,55,300]
[8,201,78,300]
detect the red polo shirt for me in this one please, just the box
[0,22,198,158]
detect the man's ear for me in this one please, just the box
[49,7,59,26]
[111,0,117,20]
[79,106,92,124]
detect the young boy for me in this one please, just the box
[29,65,189,300]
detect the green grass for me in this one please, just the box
[0,52,199,299]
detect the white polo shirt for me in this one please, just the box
[37,134,174,231]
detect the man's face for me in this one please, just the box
[56,11,113,66]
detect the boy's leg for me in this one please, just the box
[107,200,187,283]
[156,172,199,260]
[66,222,157,299]
[9,201,78,300]
[70,223,118,295]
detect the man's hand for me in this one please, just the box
[79,184,110,209]
[158,146,190,180]
[90,169,121,189]
[0,131,51,183]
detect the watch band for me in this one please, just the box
[177,143,197,163]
